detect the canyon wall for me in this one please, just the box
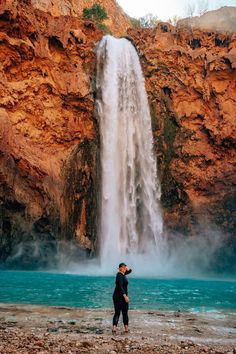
[0,0,103,266]
[0,1,235,266]
[128,23,236,235]
[31,0,131,36]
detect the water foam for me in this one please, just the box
[96,35,165,271]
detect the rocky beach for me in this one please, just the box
[0,304,235,353]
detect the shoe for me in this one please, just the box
[112,326,117,333]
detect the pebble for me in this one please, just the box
[0,307,235,354]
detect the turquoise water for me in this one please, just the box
[0,271,235,313]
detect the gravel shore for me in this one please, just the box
[0,304,235,353]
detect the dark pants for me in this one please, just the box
[112,296,129,326]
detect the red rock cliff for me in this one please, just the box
[0,1,235,266]
[128,23,236,235]
[0,0,103,265]
[31,0,131,36]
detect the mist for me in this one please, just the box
[3,227,235,280]
[57,228,236,279]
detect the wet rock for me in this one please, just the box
[128,24,236,237]
[81,341,92,348]
[47,327,58,332]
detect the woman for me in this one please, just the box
[112,262,132,333]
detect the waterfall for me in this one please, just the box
[96,35,164,270]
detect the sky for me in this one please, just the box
[117,0,236,21]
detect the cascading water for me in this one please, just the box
[96,35,165,272]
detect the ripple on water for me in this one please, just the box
[0,271,235,312]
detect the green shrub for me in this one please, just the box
[97,23,111,34]
[82,4,110,33]
[82,4,108,22]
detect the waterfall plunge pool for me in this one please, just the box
[0,271,235,313]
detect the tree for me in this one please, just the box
[82,4,110,33]
[185,2,196,17]
[82,4,108,22]
[167,15,181,25]
[197,0,209,16]
[185,1,209,18]
[138,13,160,28]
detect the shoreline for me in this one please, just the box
[0,303,235,353]
[1,301,236,315]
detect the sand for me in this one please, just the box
[0,303,235,353]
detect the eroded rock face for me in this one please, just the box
[128,24,236,235]
[177,6,236,33]
[0,1,102,266]
[31,0,131,36]
[0,1,235,267]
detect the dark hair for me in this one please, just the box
[119,262,127,268]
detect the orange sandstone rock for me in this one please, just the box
[0,1,235,266]
[128,24,236,234]
[0,1,101,263]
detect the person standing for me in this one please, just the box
[112,262,132,333]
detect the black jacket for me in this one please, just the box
[113,269,132,299]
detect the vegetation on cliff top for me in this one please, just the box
[82,4,110,33]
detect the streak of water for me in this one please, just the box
[96,35,164,269]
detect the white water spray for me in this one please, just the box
[96,35,164,271]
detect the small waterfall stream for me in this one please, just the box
[96,35,164,269]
